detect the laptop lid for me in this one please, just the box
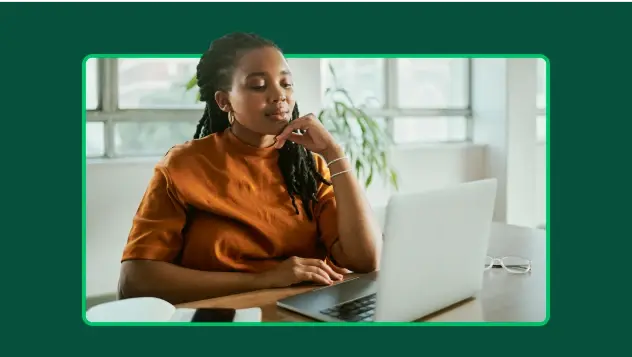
[374,178,497,322]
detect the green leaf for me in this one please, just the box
[185,74,197,91]
[355,159,363,179]
[365,166,374,188]
[380,151,388,170]
[337,106,355,146]
[347,107,382,147]
[389,170,399,191]
[346,145,355,164]
[328,63,340,89]
[328,62,336,77]
[335,88,357,107]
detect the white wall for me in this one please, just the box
[535,143,546,226]
[85,58,546,299]
[471,58,543,228]
[87,161,156,297]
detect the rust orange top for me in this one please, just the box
[121,128,339,273]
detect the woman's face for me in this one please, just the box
[216,46,296,136]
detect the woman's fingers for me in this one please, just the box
[276,117,312,140]
[276,132,310,148]
[298,266,333,285]
[300,258,343,280]
[330,264,353,275]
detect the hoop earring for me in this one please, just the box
[228,111,235,126]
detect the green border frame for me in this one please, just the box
[82,53,550,327]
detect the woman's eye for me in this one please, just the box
[248,81,292,90]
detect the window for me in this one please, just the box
[86,122,104,157]
[396,58,468,109]
[536,58,547,141]
[118,58,203,110]
[321,58,385,108]
[322,58,471,145]
[85,58,98,110]
[114,121,198,156]
[86,57,471,159]
[86,57,203,158]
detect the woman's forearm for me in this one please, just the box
[322,146,383,273]
[118,260,272,305]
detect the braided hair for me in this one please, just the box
[194,32,331,221]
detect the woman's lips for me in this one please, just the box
[266,111,289,120]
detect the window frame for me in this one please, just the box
[321,58,473,145]
[86,57,473,159]
[86,58,203,159]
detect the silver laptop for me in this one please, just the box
[276,178,498,322]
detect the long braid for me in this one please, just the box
[194,32,331,221]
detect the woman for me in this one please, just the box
[118,32,382,305]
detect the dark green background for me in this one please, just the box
[0,1,624,353]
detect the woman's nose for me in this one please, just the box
[270,85,288,102]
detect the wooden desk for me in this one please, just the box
[177,223,548,323]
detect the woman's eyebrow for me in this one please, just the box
[245,70,292,79]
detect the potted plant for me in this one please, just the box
[184,63,398,191]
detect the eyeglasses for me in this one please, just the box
[485,256,532,274]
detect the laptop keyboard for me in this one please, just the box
[319,293,377,322]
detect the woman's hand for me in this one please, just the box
[274,114,340,157]
[260,256,345,288]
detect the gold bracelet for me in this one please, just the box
[330,169,352,179]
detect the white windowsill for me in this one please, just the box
[86,142,487,166]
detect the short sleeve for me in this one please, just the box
[312,155,340,260]
[121,165,188,263]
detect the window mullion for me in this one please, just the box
[99,58,118,158]
[465,58,474,141]
[363,108,470,117]
[385,59,398,141]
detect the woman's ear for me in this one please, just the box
[214,91,232,113]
